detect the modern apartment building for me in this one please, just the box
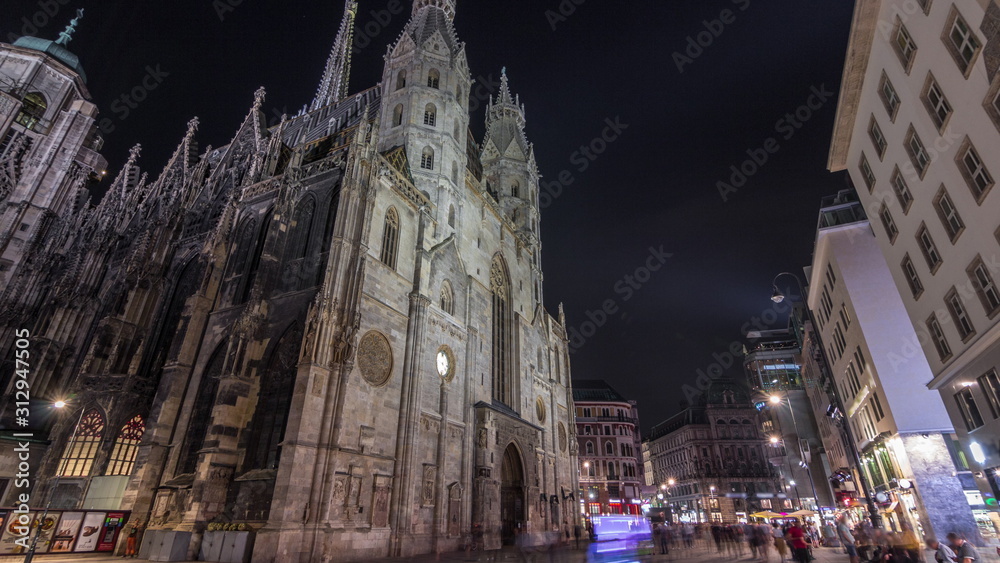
[829,0,1000,521]
[804,190,983,540]
[574,380,644,517]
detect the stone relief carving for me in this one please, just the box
[421,465,436,505]
[356,330,392,386]
[558,422,567,453]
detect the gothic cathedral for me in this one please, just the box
[0,1,578,560]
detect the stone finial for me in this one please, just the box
[186,117,200,139]
[253,87,267,111]
[56,8,84,46]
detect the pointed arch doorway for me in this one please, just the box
[500,443,525,545]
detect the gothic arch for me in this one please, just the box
[106,414,145,476]
[58,407,106,477]
[392,104,404,127]
[396,69,407,90]
[490,254,515,408]
[380,207,400,269]
[423,103,437,127]
[242,324,303,472]
[500,442,525,544]
[179,339,228,474]
[440,280,454,315]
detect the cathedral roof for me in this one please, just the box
[12,37,87,82]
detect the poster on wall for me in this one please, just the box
[96,511,126,552]
[73,512,106,553]
[28,512,60,554]
[51,512,84,553]
[0,510,33,555]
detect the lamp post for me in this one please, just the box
[23,400,83,563]
[771,272,882,528]
[768,392,821,512]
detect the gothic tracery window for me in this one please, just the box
[491,255,514,407]
[58,409,105,477]
[440,280,454,315]
[448,204,456,228]
[424,104,437,127]
[380,207,400,270]
[392,104,404,127]
[106,414,145,476]
[179,341,226,474]
[428,69,440,89]
[396,69,407,90]
[243,326,302,471]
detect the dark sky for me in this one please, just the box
[3,0,856,432]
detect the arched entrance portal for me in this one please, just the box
[500,443,525,545]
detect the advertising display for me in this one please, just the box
[73,511,106,553]
[0,511,33,555]
[29,512,60,554]
[50,512,85,553]
[96,511,126,552]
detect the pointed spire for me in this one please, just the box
[55,9,84,46]
[311,0,358,112]
[412,0,456,21]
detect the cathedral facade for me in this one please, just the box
[0,1,579,561]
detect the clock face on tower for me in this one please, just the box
[436,346,454,381]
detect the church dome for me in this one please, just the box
[12,37,87,83]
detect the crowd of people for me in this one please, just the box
[835,514,982,563]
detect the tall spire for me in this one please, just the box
[412,0,456,21]
[55,8,84,46]
[311,0,358,112]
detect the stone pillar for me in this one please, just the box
[899,433,981,543]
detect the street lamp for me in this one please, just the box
[770,271,882,528]
[24,400,82,563]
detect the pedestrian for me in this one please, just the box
[573,522,581,550]
[785,521,810,563]
[773,523,789,562]
[946,532,980,563]
[926,538,957,563]
[123,523,140,558]
[837,514,859,563]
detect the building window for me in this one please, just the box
[839,303,852,328]
[396,69,407,90]
[916,224,942,271]
[427,69,441,89]
[421,146,435,170]
[946,288,976,341]
[902,255,924,298]
[380,208,399,269]
[956,387,985,430]
[931,186,964,242]
[440,280,454,315]
[986,81,1000,133]
[423,103,437,127]
[448,204,456,228]
[957,139,994,202]
[392,104,404,127]
[871,394,885,422]
[106,414,145,476]
[859,153,876,192]
[879,72,901,119]
[905,126,930,177]
[927,313,953,361]
[893,22,918,71]
[14,92,46,130]
[58,409,105,477]
[869,116,888,158]
[945,8,982,75]
[879,203,899,243]
[968,256,1000,317]
[890,167,913,212]
[826,263,837,287]
[491,255,514,407]
[921,74,953,130]
[979,370,1000,419]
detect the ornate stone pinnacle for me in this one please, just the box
[55,8,84,46]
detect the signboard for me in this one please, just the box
[51,512,84,553]
[96,511,126,552]
[29,512,60,554]
[74,512,106,552]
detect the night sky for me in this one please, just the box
[3,0,857,432]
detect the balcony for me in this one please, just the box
[577,415,638,425]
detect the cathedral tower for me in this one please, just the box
[378,0,471,233]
